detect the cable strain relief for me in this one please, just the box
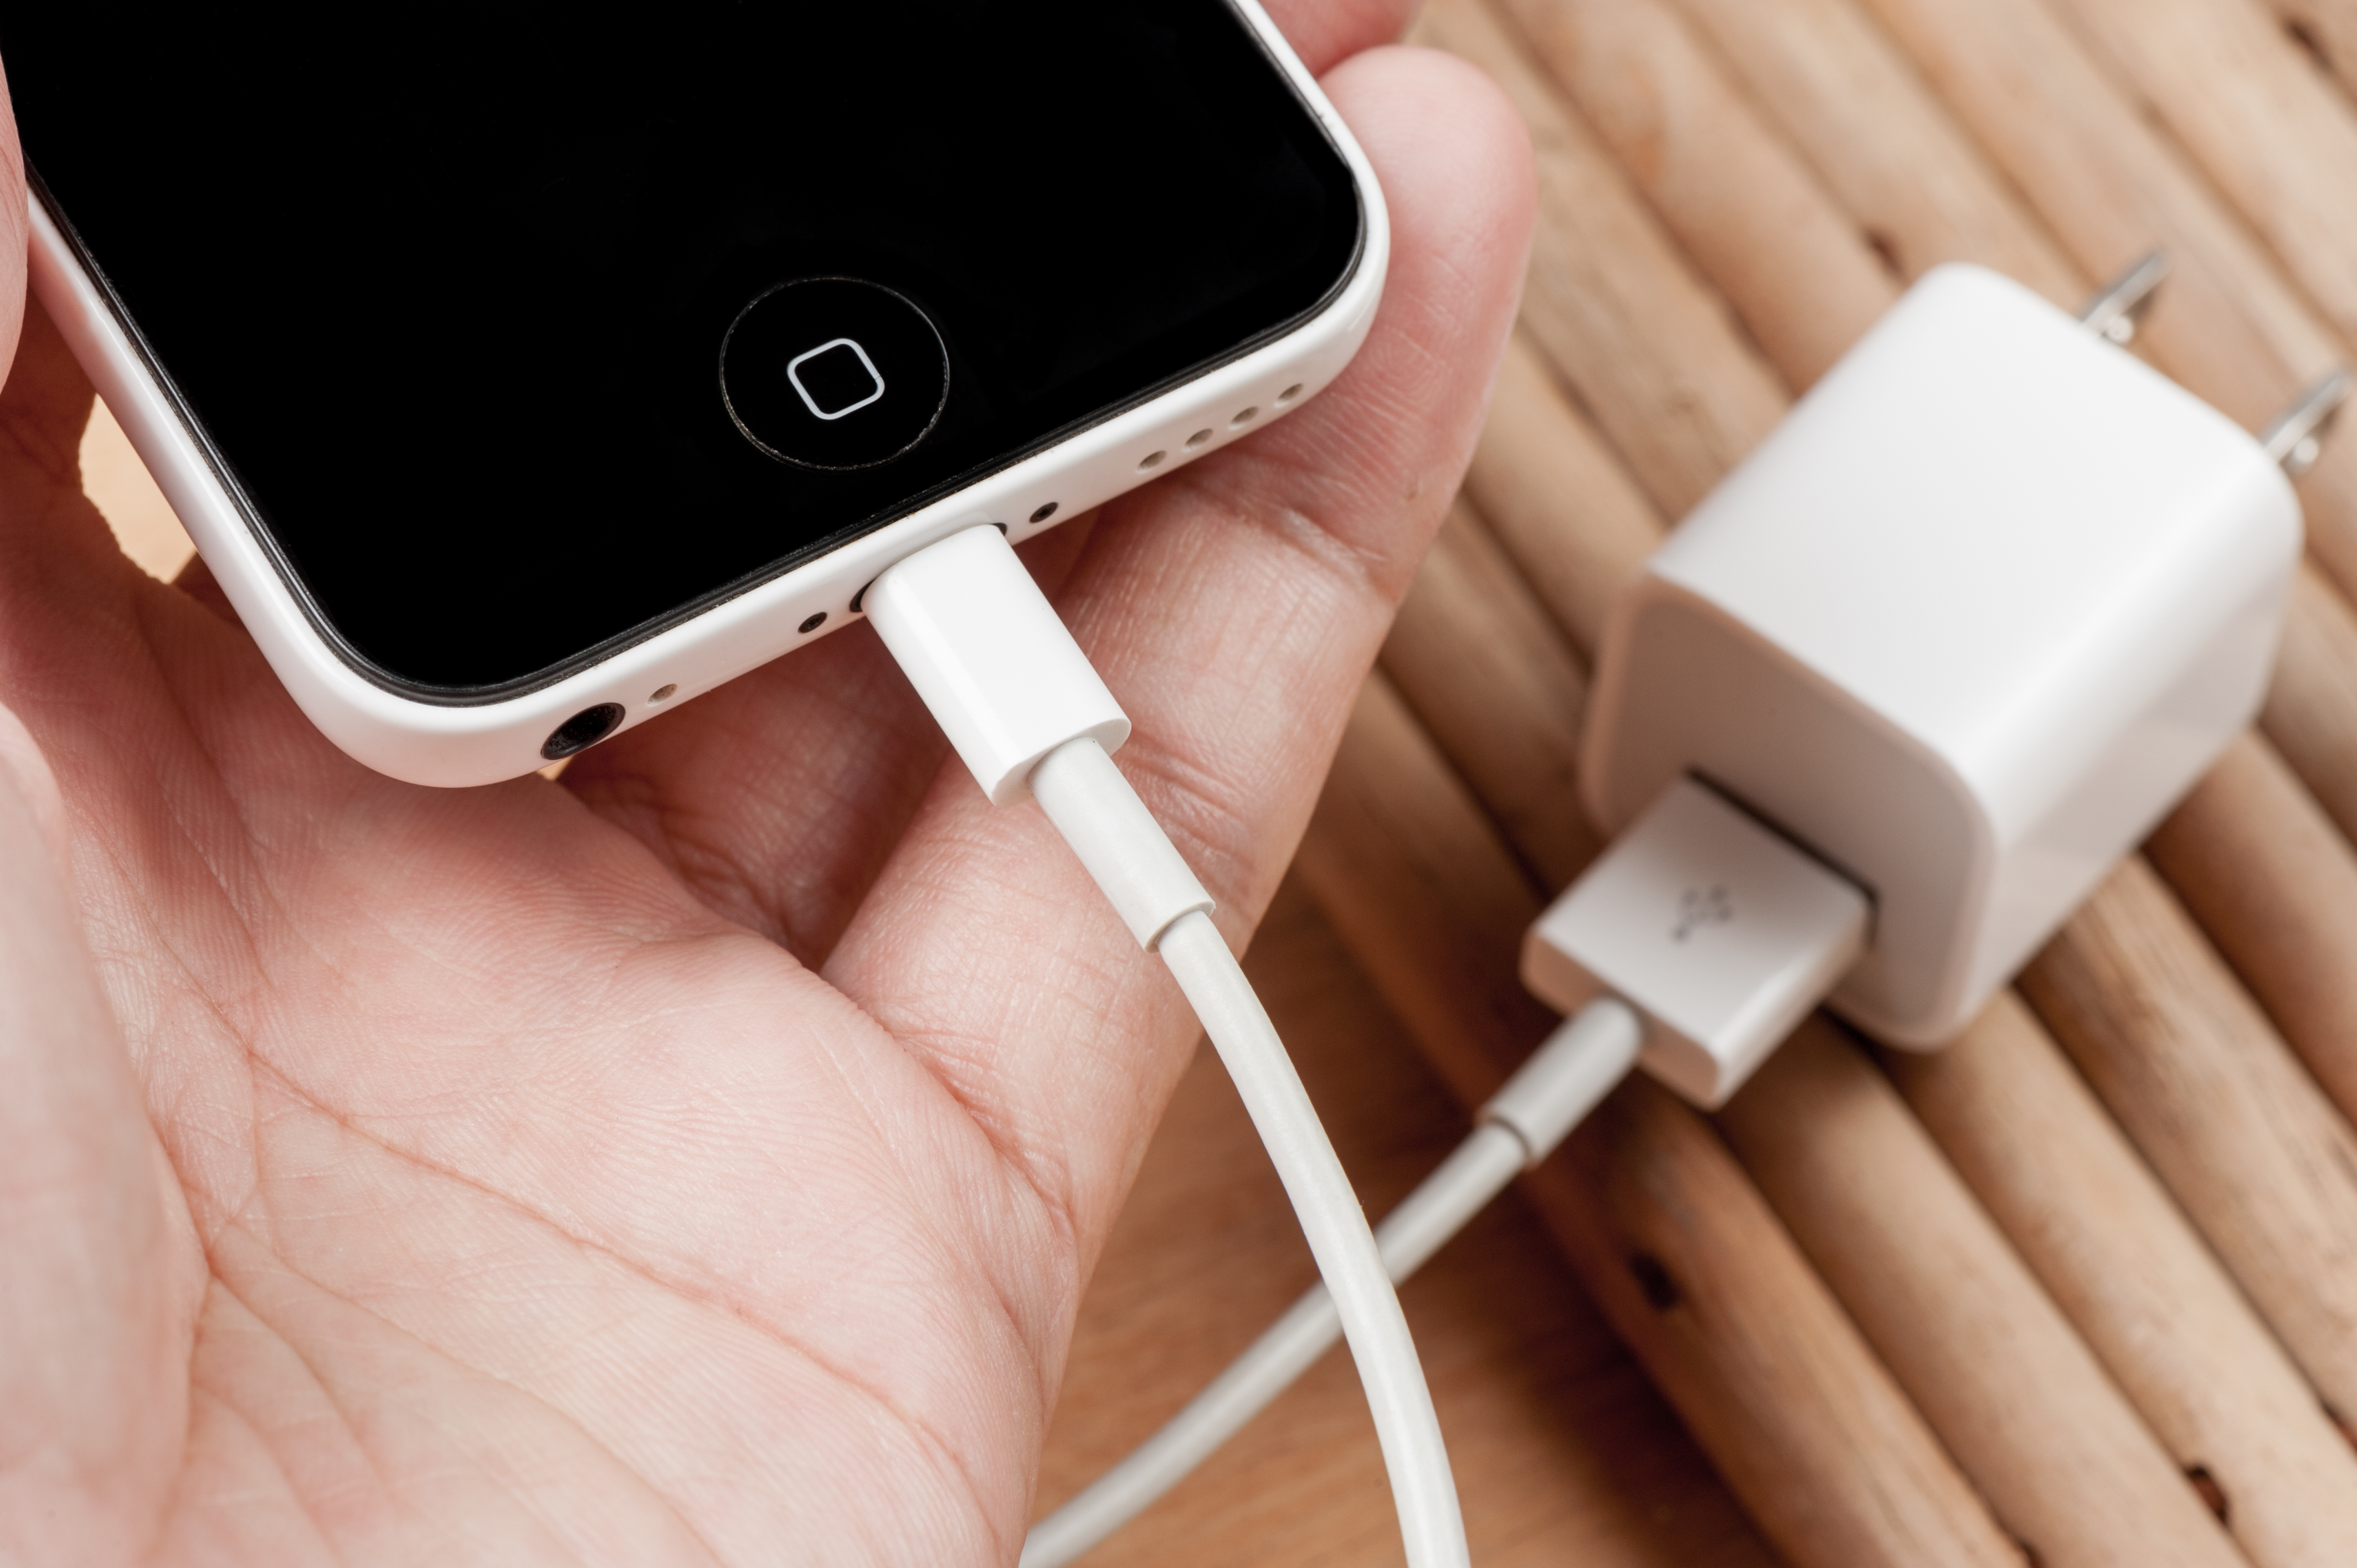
[1031,737,1216,950]
[1476,997,1644,1165]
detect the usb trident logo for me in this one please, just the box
[1672,884,1734,942]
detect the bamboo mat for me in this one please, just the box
[74,2,2357,1562]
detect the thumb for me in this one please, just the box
[0,55,29,401]
[0,703,184,1566]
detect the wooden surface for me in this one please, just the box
[69,0,2357,1561]
[1886,992,2357,1568]
[1717,1024,2242,1568]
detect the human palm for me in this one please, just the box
[0,12,1532,1564]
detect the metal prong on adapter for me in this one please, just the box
[2261,368,2354,478]
[2078,251,2169,345]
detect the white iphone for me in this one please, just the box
[7,2,1388,784]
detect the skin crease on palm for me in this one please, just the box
[0,6,1535,1563]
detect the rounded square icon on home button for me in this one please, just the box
[719,277,950,470]
[788,338,886,421]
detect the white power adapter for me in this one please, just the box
[1530,262,2306,1087]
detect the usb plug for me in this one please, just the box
[1522,777,1871,1108]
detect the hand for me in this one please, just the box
[0,9,1533,1562]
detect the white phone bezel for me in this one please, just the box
[29,0,1391,787]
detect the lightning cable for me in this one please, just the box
[866,524,1470,1568]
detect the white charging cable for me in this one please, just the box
[1022,996,1641,1568]
[1021,772,1874,1564]
[866,524,1470,1568]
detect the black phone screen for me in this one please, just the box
[1,5,1363,697]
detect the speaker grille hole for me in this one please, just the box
[1185,428,1214,449]
[1276,383,1304,404]
[1139,450,1168,471]
[1230,406,1259,427]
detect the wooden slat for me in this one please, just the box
[1716,1020,2245,1567]
[1413,0,1786,518]
[1886,989,2357,1568]
[2261,563,2357,844]
[1663,0,2086,304]
[1379,498,1600,890]
[2019,859,2357,1421]
[2257,2,2357,106]
[1461,333,1662,658]
[2146,732,2357,1129]
[2047,0,2357,348]
[1488,0,1892,392]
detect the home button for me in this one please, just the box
[719,277,950,470]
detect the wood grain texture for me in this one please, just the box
[2147,731,2357,1132]
[2049,0,2357,347]
[1885,990,2357,1568]
[2020,859,2357,1425]
[1297,678,1559,1095]
[2262,1,2357,101]
[1410,0,1786,518]
[1664,0,2083,303]
[2262,562,2357,844]
[1379,499,1600,891]
[1296,677,2018,1568]
[1035,878,1780,1568]
[1539,1078,2019,1568]
[1462,334,1663,659]
[1489,0,1892,391]
[1718,1022,2245,1568]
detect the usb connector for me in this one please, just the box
[1524,776,1871,1108]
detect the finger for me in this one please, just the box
[1260,0,1421,73]
[0,293,108,524]
[827,47,1534,1247]
[0,65,27,399]
[0,705,193,1564]
[0,282,240,673]
[558,615,950,960]
[169,552,242,625]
